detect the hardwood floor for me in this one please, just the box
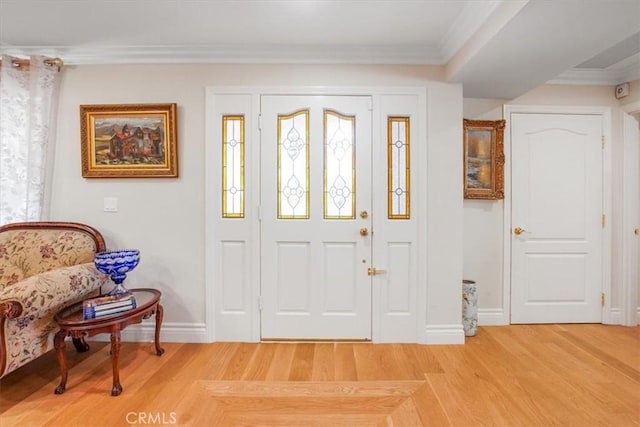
[1,324,638,426]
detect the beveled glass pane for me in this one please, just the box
[324,110,355,219]
[388,117,410,219]
[278,110,309,219]
[222,115,244,218]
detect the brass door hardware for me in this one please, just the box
[359,227,369,237]
[513,227,529,235]
[367,267,387,276]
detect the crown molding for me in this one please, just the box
[548,67,640,86]
[549,54,640,86]
[0,44,445,66]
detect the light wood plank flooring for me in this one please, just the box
[1,324,638,426]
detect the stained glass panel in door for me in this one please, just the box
[278,110,309,219]
[222,115,245,218]
[388,116,410,219]
[324,110,355,219]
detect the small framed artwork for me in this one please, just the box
[80,103,178,178]
[463,119,505,200]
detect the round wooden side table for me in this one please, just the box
[53,288,164,396]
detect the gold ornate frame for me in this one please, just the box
[463,119,505,200]
[80,103,178,178]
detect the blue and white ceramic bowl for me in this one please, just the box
[94,249,140,294]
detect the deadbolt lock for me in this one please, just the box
[360,211,369,219]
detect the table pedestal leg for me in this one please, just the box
[155,304,165,356]
[110,331,122,396]
[54,329,68,394]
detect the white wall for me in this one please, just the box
[463,84,630,323]
[50,64,463,341]
[51,62,632,337]
[426,82,464,343]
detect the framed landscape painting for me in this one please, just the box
[463,119,505,200]
[80,103,178,178]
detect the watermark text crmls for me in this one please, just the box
[126,412,177,425]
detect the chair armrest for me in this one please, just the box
[0,263,109,320]
[0,300,22,319]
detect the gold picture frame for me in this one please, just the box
[463,119,505,200]
[80,103,178,178]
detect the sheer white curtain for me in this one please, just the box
[0,55,62,225]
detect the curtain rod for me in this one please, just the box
[0,57,64,71]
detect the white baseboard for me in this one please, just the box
[608,308,621,325]
[90,321,208,343]
[478,308,509,325]
[423,324,465,344]
[476,308,633,326]
[86,309,638,345]
[606,307,640,326]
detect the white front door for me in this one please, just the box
[260,95,372,339]
[511,113,603,323]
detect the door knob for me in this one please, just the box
[367,267,387,276]
[360,227,369,237]
[513,227,529,235]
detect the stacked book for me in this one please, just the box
[83,293,137,319]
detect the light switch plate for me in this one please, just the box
[103,197,118,212]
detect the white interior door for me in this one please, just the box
[260,95,372,339]
[511,113,603,323]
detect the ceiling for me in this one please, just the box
[1,0,639,99]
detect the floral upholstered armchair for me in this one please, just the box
[0,222,109,378]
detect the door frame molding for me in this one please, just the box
[621,101,640,326]
[205,85,431,343]
[502,105,612,325]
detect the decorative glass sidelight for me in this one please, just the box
[222,115,245,218]
[324,110,355,219]
[278,110,309,219]
[388,117,410,219]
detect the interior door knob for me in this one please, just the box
[513,227,529,235]
[360,227,369,237]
